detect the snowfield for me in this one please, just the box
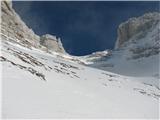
[1,37,159,119]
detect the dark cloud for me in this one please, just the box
[13,1,159,56]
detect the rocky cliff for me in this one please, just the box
[115,12,160,49]
[75,12,160,65]
[40,34,66,53]
[1,1,66,54]
[1,1,40,48]
[88,12,160,77]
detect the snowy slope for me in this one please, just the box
[1,35,160,119]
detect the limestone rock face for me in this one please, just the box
[1,1,66,54]
[1,1,40,48]
[40,34,66,53]
[115,12,160,49]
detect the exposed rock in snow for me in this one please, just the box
[77,50,111,64]
[115,12,160,49]
[40,34,66,53]
[1,38,159,119]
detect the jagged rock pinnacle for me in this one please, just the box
[40,34,66,53]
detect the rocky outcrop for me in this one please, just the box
[1,1,40,48]
[1,1,66,54]
[90,12,160,77]
[115,12,160,49]
[40,34,66,53]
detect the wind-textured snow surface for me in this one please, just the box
[1,36,159,119]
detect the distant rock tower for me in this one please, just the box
[40,34,66,53]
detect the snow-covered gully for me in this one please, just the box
[1,1,159,119]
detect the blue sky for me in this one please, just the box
[13,1,159,56]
